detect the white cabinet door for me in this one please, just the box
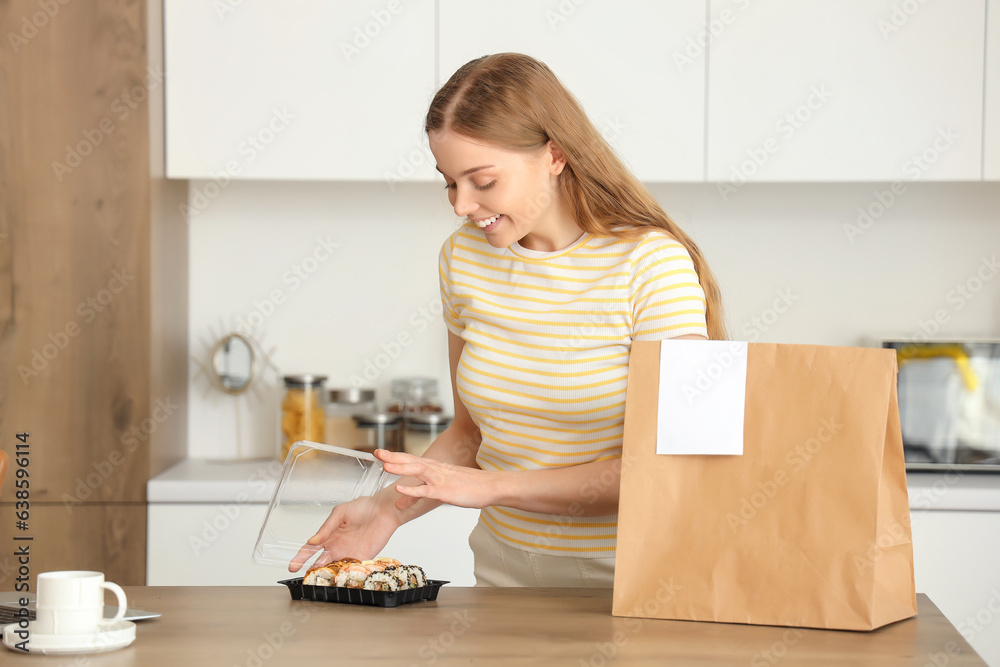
[147,503,479,586]
[910,510,1000,667]
[985,0,1000,179]
[438,0,706,182]
[707,0,986,182]
[164,0,436,182]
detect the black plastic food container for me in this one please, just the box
[278,578,449,608]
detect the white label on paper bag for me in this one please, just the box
[656,339,747,455]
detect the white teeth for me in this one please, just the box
[473,215,499,228]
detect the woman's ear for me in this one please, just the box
[546,140,567,176]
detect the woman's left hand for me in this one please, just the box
[373,449,496,511]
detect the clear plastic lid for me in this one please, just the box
[252,441,393,568]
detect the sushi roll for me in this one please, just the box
[303,566,333,587]
[374,557,402,568]
[362,571,400,591]
[303,561,349,586]
[335,563,371,589]
[399,565,426,589]
[384,565,408,589]
[361,559,389,573]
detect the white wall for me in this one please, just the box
[186,180,1000,459]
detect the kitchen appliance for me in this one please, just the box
[882,339,1000,471]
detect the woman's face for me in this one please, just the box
[428,129,577,251]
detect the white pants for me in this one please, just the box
[468,519,616,588]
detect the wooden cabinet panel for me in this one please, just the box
[0,0,157,588]
[0,0,151,503]
[438,0,706,182]
[707,0,986,182]
[0,503,147,587]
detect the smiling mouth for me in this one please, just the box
[470,214,501,229]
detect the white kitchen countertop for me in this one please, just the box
[147,458,1000,511]
[147,457,283,503]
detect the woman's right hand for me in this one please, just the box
[287,493,400,573]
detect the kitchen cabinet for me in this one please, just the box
[707,0,986,183]
[0,0,185,587]
[438,0,706,182]
[910,510,1000,667]
[164,0,437,181]
[985,0,1000,179]
[147,502,479,586]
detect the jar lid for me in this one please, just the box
[352,412,402,428]
[329,387,376,404]
[283,374,328,388]
[390,377,438,400]
[408,413,453,426]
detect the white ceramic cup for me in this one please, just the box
[34,571,127,636]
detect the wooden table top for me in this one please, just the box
[2,588,986,665]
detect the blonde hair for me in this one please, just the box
[426,53,727,340]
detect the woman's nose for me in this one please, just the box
[452,186,476,218]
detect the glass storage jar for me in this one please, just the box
[279,374,327,461]
[387,377,443,415]
[324,387,376,450]
[404,413,453,457]
[352,411,403,453]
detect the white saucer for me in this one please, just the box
[2,619,135,655]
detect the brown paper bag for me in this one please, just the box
[612,341,917,630]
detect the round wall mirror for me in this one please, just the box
[212,333,257,394]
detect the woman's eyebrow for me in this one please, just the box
[435,164,496,177]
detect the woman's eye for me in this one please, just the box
[443,182,456,190]
[475,180,497,192]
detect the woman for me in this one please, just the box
[291,53,726,587]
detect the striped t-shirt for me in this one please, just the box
[439,224,708,557]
